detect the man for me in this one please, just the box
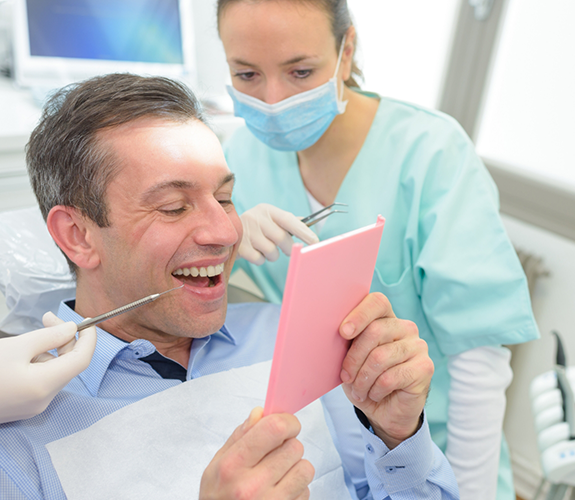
[0,74,458,499]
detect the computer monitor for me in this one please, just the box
[12,0,196,90]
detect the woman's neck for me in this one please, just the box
[297,87,379,206]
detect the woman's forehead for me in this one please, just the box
[219,0,335,51]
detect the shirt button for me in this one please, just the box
[366,444,374,453]
[134,351,140,356]
[385,466,396,474]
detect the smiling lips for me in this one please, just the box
[172,263,225,288]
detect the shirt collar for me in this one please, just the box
[214,323,236,345]
[58,300,133,396]
[57,299,237,396]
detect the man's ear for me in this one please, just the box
[46,206,101,270]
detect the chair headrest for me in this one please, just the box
[0,206,75,334]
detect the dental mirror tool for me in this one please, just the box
[75,284,184,332]
[301,202,348,228]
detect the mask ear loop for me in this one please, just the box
[333,35,347,101]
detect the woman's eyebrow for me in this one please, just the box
[230,55,317,67]
[280,55,316,66]
[230,57,259,68]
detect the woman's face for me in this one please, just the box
[219,1,353,104]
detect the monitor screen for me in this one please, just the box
[13,0,195,89]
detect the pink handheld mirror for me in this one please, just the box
[264,215,385,416]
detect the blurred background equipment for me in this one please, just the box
[530,331,575,499]
[11,0,196,99]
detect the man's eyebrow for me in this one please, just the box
[220,173,235,188]
[141,174,235,203]
[141,180,198,204]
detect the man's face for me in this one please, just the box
[88,117,242,340]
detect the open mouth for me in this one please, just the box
[172,264,224,288]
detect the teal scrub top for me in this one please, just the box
[224,93,539,449]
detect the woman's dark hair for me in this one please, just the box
[216,0,363,88]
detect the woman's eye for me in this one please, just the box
[292,69,312,79]
[235,71,256,81]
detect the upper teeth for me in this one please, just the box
[172,263,225,278]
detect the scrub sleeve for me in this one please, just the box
[224,94,539,499]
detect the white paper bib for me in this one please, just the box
[47,361,352,499]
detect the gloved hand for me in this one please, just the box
[0,312,97,424]
[239,204,320,265]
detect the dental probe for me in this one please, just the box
[75,284,184,332]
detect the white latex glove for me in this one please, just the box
[0,312,97,424]
[239,203,320,265]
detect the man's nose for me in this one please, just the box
[192,200,239,248]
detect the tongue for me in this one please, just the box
[179,275,211,288]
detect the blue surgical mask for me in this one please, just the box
[227,37,348,152]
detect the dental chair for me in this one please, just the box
[0,206,263,336]
[530,332,575,500]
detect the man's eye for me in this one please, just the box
[159,207,186,215]
[217,198,234,212]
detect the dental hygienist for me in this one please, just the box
[0,313,96,424]
[218,0,539,498]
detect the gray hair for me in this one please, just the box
[27,73,204,272]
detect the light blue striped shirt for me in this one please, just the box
[0,300,459,499]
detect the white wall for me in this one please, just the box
[501,214,575,497]
[190,0,229,100]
